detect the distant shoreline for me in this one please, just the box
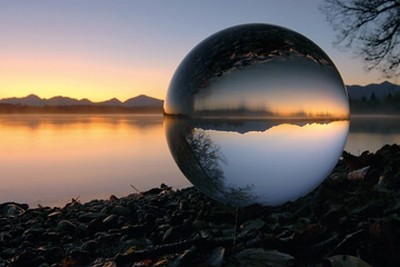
[0,103,163,114]
[1,103,400,116]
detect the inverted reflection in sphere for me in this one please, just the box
[164,24,349,207]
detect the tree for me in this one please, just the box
[321,0,400,78]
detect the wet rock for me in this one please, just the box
[347,166,370,180]
[111,205,131,216]
[170,246,198,267]
[47,211,62,219]
[1,247,16,259]
[162,225,188,243]
[86,218,106,235]
[192,219,208,230]
[23,231,44,243]
[324,255,372,267]
[0,203,28,217]
[92,258,117,267]
[206,246,225,267]
[241,218,266,231]
[56,220,77,235]
[121,224,152,238]
[9,250,37,267]
[39,246,64,264]
[61,249,91,267]
[0,231,12,244]
[79,212,105,222]
[31,255,47,266]
[367,217,400,266]
[235,248,294,267]
[81,239,99,254]
[102,214,118,227]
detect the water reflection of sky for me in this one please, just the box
[166,118,349,207]
[345,115,400,155]
[0,114,190,206]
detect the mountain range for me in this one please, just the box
[0,94,163,108]
[347,81,400,100]
[0,81,399,109]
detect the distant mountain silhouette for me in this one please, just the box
[1,81,399,114]
[1,94,44,106]
[123,95,162,107]
[347,81,400,100]
[184,118,311,134]
[96,98,123,107]
[347,81,400,114]
[46,96,91,106]
[0,94,163,108]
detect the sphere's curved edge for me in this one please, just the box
[164,23,350,207]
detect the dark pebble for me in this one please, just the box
[56,220,77,235]
[111,205,131,216]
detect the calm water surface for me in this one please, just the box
[0,114,399,206]
[0,114,190,206]
[345,115,400,155]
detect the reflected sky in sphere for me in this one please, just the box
[164,24,350,207]
[164,23,349,119]
[165,118,349,207]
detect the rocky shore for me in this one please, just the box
[1,144,400,267]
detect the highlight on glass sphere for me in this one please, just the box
[164,23,350,207]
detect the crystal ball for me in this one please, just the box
[164,24,349,207]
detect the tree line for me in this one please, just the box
[350,92,400,114]
[0,104,163,114]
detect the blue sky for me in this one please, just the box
[0,0,390,101]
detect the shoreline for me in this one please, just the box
[1,144,400,266]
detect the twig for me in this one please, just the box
[130,184,143,195]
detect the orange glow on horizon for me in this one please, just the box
[0,54,170,101]
[192,95,349,119]
[269,101,349,119]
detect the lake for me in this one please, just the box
[0,114,190,207]
[345,115,400,155]
[1,114,399,206]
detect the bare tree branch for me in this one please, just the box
[321,0,400,78]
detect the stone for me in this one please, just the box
[81,239,99,254]
[56,220,77,235]
[79,212,105,222]
[0,203,27,217]
[102,214,118,227]
[111,205,131,216]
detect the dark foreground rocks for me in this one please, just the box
[1,144,400,267]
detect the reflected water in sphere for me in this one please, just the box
[164,24,350,207]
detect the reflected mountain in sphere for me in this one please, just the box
[164,24,349,119]
[164,24,350,207]
[165,117,349,207]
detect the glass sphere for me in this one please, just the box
[164,24,349,207]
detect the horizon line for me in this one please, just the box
[1,80,398,103]
[0,93,165,103]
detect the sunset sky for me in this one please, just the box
[0,0,394,102]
